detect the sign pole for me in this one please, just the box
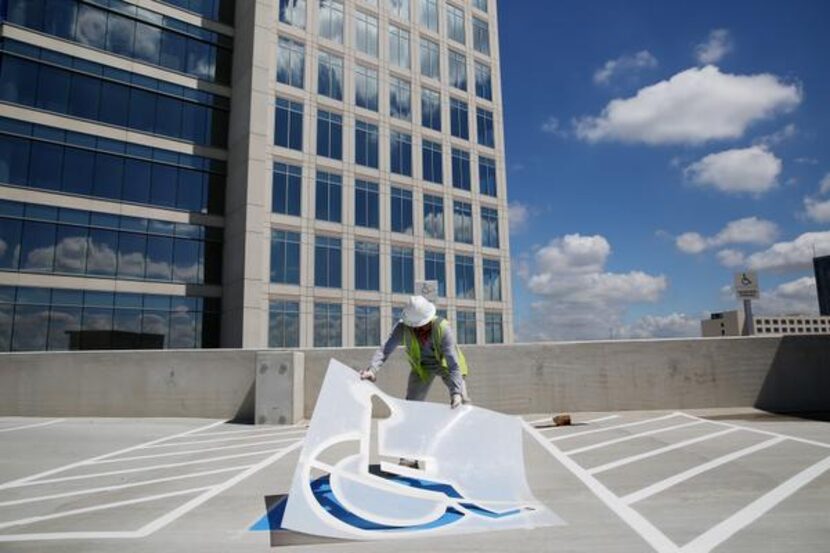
[742,298,754,336]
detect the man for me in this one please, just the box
[359,296,470,409]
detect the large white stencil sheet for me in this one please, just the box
[281,360,563,540]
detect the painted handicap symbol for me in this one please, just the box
[251,360,563,540]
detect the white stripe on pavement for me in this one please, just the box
[588,428,739,475]
[549,413,685,442]
[565,421,705,455]
[0,419,65,433]
[622,437,786,505]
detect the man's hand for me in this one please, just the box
[450,394,462,409]
[359,368,376,382]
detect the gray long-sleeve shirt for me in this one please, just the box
[369,320,464,396]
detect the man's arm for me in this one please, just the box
[366,322,404,375]
[439,323,464,398]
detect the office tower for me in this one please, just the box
[815,255,830,316]
[0,0,512,351]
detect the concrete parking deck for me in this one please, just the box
[0,409,827,552]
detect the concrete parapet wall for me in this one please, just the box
[0,336,827,421]
[300,336,830,418]
[0,350,259,420]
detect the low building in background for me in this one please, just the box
[702,311,830,337]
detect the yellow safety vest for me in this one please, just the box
[402,317,469,382]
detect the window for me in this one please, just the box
[269,300,300,347]
[477,108,495,147]
[473,0,487,12]
[473,18,490,55]
[316,110,342,159]
[446,4,465,44]
[450,98,469,140]
[355,305,380,346]
[355,120,379,168]
[456,310,477,344]
[453,201,473,244]
[475,62,492,100]
[355,11,379,57]
[390,131,412,176]
[315,235,342,288]
[421,88,442,131]
[481,206,500,248]
[314,303,341,347]
[389,26,411,69]
[391,247,414,294]
[355,241,380,290]
[277,37,305,88]
[389,77,412,120]
[485,312,502,343]
[423,194,444,239]
[422,140,443,184]
[483,258,501,300]
[448,50,467,90]
[420,38,440,79]
[272,162,302,216]
[355,179,380,228]
[388,0,409,20]
[390,187,413,234]
[451,149,471,190]
[419,0,438,31]
[275,98,303,150]
[270,230,301,284]
[479,156,497,196]
[318,0,344,43]
[424,250,446,296]
[317,51,343,100]
[279,0,307,27]
[355,65,379,111]
[315,171,342,222]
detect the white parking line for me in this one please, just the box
[549,412,685,442]
[564,421,705,456]
[685,414,830,450]
[184,425,308,438]
[133,440,306,537]
[583,414,621,424]
[2,449,288,488]
[91,437,301,464]
[680,455,830,552]
[0,420,225,491]
[523,420,678,553]
[588,427,740,475]
[0,465,254,507]
[0,486,212,532]
[144,429,306,448]
[0,419,65,433]
[621,437,786,505]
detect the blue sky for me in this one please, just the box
[499,0,830,341]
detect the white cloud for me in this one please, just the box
[717,249,747,268]
[675,217,779,254]
[593,50,658,85]
[803,198,830,224]
[755,277,818,315]
[695,29,733,64]
[821,173,830,195]
[516,234,667,341]
[540,116,566,137]
[617,313,701,339]
[753,123,797,147]
[574,66,801,145]
[684,146,782,195]
[743,231,830,272]
[508,202,532,233]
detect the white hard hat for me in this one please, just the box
[401,296,436,328]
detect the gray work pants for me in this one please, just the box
[405,369,471,403]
